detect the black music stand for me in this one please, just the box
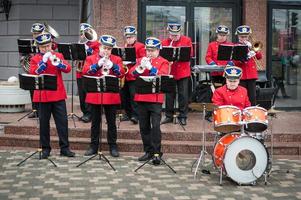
[76,75,118,171]
[58,43,86,127]
[134,75,176,173]
[17,39,39,121]
[112,47,136,63]
[17,74,57,167]
[217,44,248,62]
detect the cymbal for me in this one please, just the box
[189,102,217,112]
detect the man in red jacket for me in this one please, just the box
[120,26,146,124]
[205,25,232,84]
[233,25,262,106]
[161,23,193,126]
[129,37,169,165]
[30,33,75,159]
[212,66,251,110]
[76,23,100,123]
[82,35,125,157]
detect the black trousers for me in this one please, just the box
[121,80,139,119]
[137,102,162,154]
[77,78,91,116]
[90,104,118,151]
[240,79,257,106]
[39,100,69,152]
[165,77,189,119]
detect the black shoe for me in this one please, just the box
[60,149,75,157]
[81,114,91,123]
[110,147,120,157]
[41,150,50,159]
[152,156,161,166]
[28,112,38,118]
[130,117,138,124]
[161,117,173,125]
[84,148,97,156]
[283,95,290,99]
[120,114,130,121]
[178,118,187,126]
[138,152,152,161]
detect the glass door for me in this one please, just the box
[269,6,301,109]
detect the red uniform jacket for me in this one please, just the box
[30,52,71,102]
[82,53,124,105]
[125,41,146,81]
[129,56,169,103]
[205,41,232,76]
[76,40,100,79]
[212,85,251,110]
[233,43,262,80]
[161,35,193,80]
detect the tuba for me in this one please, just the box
[44,22,60,38]
[20,55,31,73]
[79,27,98,44]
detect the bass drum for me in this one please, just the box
[213,134,268,185]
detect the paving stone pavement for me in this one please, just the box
[0,150,300,200]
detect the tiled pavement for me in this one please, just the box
[0,150,300,200]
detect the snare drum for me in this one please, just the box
[213,134,268,185]
[243,106,268,133]
[213,105,241,133]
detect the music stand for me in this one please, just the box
[17,39,39,121]
[192,103,216,179]
[134,75,176,173]
[58,43,86,127]
[17,74,57,167]
[217,44,248,62]
[76,75,118,170]
[112,47,136,63]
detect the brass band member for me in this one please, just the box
[205,25,232,85]
[76,23,100,123]
[161,23,193,126]
[82,35,125,157]
[121,26,146,124]
[212,66,251,110]
[30,33,75,159]
[233,25,262,106]
[129,37,169,165]
[26,23,45,118]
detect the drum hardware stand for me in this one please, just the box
[134,153,176,173]
[171,87,186,131]
[192,103,214,179]
[17,75,57,167]
[76,79,116,171]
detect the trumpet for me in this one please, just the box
[247,35,264,70]
[101,54,111,75]
[49,53,62,66]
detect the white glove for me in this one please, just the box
[49,54,61,66]
[145,61,152,70]
[247,50,256,59]
[84,44,89,50]
[244,41,252,48]
[98,57,106,67]
[104,59,113,69]
[140,57,150,67]
[42,52,52,63]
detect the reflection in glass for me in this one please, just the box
[146,6,186,40]
[272,9,301,108]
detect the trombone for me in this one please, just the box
[249,35,264,70]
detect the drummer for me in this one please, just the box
[212,66,251,110]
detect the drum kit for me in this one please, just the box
[193,104,274,185]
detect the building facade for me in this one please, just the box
[1,0,301,109]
